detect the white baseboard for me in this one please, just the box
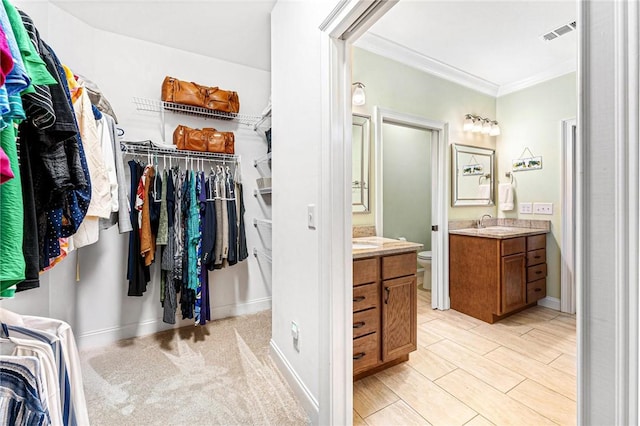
[270,339,319,424]
[77,297,272,350]
[537,296,561,311]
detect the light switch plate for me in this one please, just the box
[533,202,553,215]
[519,202,533,214]
[307,204,316,229]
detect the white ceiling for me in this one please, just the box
[358,0,577,95]
[50,1,576,95]
[51,0,276,71]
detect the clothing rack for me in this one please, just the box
[120,141,239,164]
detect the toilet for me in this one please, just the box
[417,250,432,290]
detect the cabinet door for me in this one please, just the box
[381,275,417,361]
[500,253,526,315]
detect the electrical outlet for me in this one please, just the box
[533,202,553,215]
[519,202,533,214]
[291,321,300,352]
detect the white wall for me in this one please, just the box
[3,2,272,349]
[270,0,336,420]
[496,73,576,300]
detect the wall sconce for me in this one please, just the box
[352,82,366,106]
[464,114,501,136]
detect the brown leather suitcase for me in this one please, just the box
[162,76,240,114]
[173,125,235,154]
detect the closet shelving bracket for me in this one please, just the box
[253,152,272,167]
[254,187,272,196]
[253,218,272,228]
[253,248,272,263]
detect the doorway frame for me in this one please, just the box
[373,107,449,310]
[318,2,399,424]
[561,118,576,314]
[317,1,640,424]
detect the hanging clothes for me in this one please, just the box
[226,169,238,266]
[0,357,51,426]
[127,160,149,296]
[0,307,90,426]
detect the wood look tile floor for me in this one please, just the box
[353,286,577,426]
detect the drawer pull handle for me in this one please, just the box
[536,271,542,275]
[384,287,390,304]
[353,296,365,302]
[534,255,541,259]
[353,352,366,360]
[353,322,366,329]
[535,288,542,292]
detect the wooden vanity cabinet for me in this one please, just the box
[353,252,417,379]
[499,237,527,315]
[450,233,547,323]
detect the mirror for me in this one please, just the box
[452,144,495,206]
[352,114,370,212]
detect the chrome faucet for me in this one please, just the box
[478,214,492,228]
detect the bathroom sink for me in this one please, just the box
[352,243,379,250]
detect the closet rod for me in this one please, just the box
[121,142,239,163]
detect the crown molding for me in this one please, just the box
[497,59,576,97]
[355,32,577,99]
[355,32,499,97]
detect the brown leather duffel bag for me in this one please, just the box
[162,76,240,114]
[173,125,235,154]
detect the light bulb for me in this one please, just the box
[352,83,365,106]
[472,118,482,133]
[463,115,474,132]
[490,121,501,136]
[481,119,492,134]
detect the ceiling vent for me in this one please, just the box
[541,21,576,41]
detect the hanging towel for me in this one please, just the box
[477,184,491,200]
[499,183,514,211]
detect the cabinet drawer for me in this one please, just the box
[527,263,547,282]
[527,278,547,303]
[501,237,525,256]
[353,283,379,312]
[353,258,379,286]
[353,332,379,373]
[527,248,546,266]
[527,234,546,251]
[381,252,417,280]
[353,308,379,339]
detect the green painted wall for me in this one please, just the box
[496,73,577,299]
[382,123,432,250]
[351,47,497,229]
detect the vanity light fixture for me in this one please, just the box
[490,121,501,136]
[464,114,501,137]
[472,117,483,133]
[352,82,366,106]
[481,119,492,134]
[463,114,474,131]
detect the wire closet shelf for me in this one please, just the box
[132,97,268,128]
[120,141,239,164]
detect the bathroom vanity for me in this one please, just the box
[352,237,422,379]
[448,224,549,324]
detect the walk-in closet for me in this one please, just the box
[0,1,292,423]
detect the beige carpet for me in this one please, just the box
[80,310,309,425]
